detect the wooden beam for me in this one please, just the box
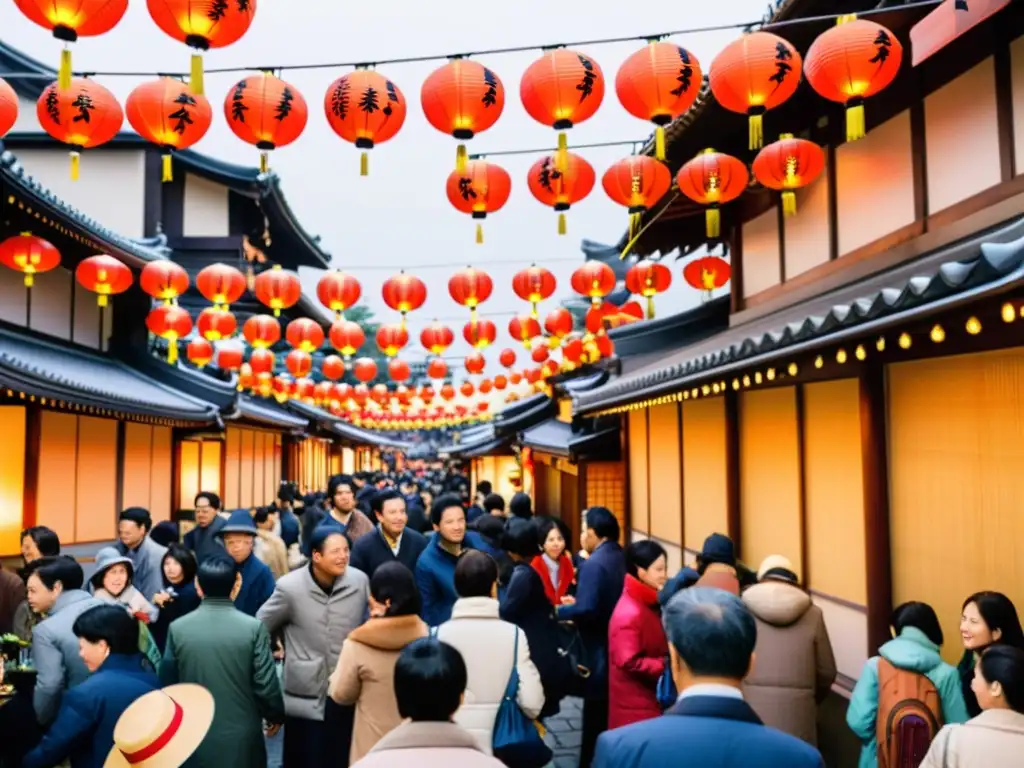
[910,96,929,224]
[114,420,126,515]
[994,34,1017,183]
[777,200,788,283]
[795,384,809,588]
[724,391,741,554]
[827,144,839,262]
[729,222,745,314]
[621,409,632,536]
[22,406,41,530]
[143,149,164,238]
[677,401,685,555]
[644,407,652,535]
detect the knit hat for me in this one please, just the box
[757,554,800,584]
[700,533,736,566]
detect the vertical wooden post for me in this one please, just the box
[114,420,126,516]
[22,406,41,530]
[724,391,742,554]
[795,385,810,588]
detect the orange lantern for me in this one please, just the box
[571,262,617,307]
[676,149,749,239]
[520,49,604,171]
[804,16,903,142]
[465,352,485,375]
[460,381,475,398]
[510,372,523,386]
[752,134,826,216]
[0,233,60,287]
[512,265,557,317]
[527,153,595,235]
[285,318,325,354]
[216,344,243,372]
[254,265,302,317]
[329,319,365,358]
[293,377,314,402]
[197,308,237,341]
[249,348,275,375]
[421,59,505,172]
[242,314,280,349]
[196,263,246,309]
[525,368,541,385]
[448,266,493,325]
[420,321,454,356]
[252,371,270,396]
[683,256,732,296]
[427,358,449,380]
[594,334,615,361]
[75,254,132,307]
[531,343,550,364]
[616,42,703,160]
[381,271,427,327]
[626,259,672,319]
[126,78,212,181]
[37,79,123,180]
[494,374,508,391]
[186,337,213,368]
[376,323,409,357]
[562,336,584,366]
[351,384,369,406]
[140,259,189,304]
[334,382,353,403]
[446,160,511,245]
[543,307,574,348]
[0,78,17,139]
[16,0,127,90]
[322,354,345,381]
[146,305,192,364]
[285,349,312,379]
[316,271,361,318]
[592,300,644,332]
[324,70,407,176]
[709,31,802,149]
[499,348,517,368]
[371,383,389,404]
[440,383,456,401]
[147,0,255,95]
[388,358,411,383]
[463,319,496,350]
[508,314,542,350]
[602,154,673,251]
[224,73,308,172]
[479,379,493,395]
[272,374,294,403]
[420,385,435,403]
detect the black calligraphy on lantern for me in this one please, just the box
[458,178,478,201]
[670,46,693,97]
[168,92,197,134]
[331,79,351,121]
[576,55,597,103]
[869,30,893,68]
[482,68,499,108]
[208,0,229,21]
[45,88,60,125]
[383,81,399,117]
[231,81,249,123]
[537,157,563,192]
[72,92,95,123]
[274,87,294,122]
[768,43,794,93]
[358,86,380,114]
[237,0,251,11]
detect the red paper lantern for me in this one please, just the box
[527,153,595,235]
[463,319,496,350]
[75,255,132,307]
[594,334,615,360]
[140,259,189,303]
[371,383,389,404]
[126,78,212,182]
[512,265,557,317]
[216,345,243,372]
[448,267,493,317]
[0,79,16,139]
[494,374,508,391]
[531,343,550,364]
[313,381,332,404]
[427,358,449,380]
[752,134,826,216]
[0,233,60,287]
[676,150,749,239]
[543,308,574,346]
[465,351,486,375]
[602,155,672,251]
[224,73,308,172]
[285,318,325,354]
[446,160,511,245]
[590,300,644,333]
[421,59,505,171]
[683,256,732,294]
[562,336,584,365]
[381,272,427,324]
[146,305,192,364]
[498,348,517,368]
[285,349,313,379]
[334,382,353,404]
[508,314,542,349]
[543,359,560,378]
[709,31,802,149]
[196,263,246,309]
[38,79,123,179]
[510,372,523,386]
[330,319,365,358]
[254,265,302,317]
[254,371,272,396]
[242,314,281,349]
[352,383,371,404]
[316,271,361,317]
[186,337,213,368]
[420,321,454,355]
[197,308,237,341]
[571,262,616,306]
[616,42,703,160]
[322,354,345,381]
[460,381,475,398]
[272,374,294,402]
[376,323,409,357]
[324,70,407,176]
[479,379,493,395]
[440,383,456,401]
[388,358,411,382]
[419,385,435,403]
[626,259,672,319]
[525,368,541,385]
[249,348,275,375]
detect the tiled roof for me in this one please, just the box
[233,396,308,430]
[285,399,412,449]
[520,418,620,461]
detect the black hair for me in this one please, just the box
[482,493,505,514]
[252,507,271,525]
[21,526,60,558]
[149,521,179,548]
[90,557,134,592]
[626,540,667,578]
[328,474,357,500]
[194,492,221,510]
[509,492,533,520]
[73,605,140,655]
[501,517,540,560]
[394,638,467,721]
[431,493,466,527]
[892,601,945,647]
[196,555,237,599]
[533,516,570,552]
[663,587,757,679]
[584,506,620,542]
[476,481,493,496]
[963,592,1024,650]
[471,514,504,542]
[119,507,152,531]
[162,544,197,587]
[979,645,1024,713]
[277,483,295,504]
[310,526,351,556]
[454,550,497,598]
[25,555,84,592]
[370,562,421,617]
[371,488,405,517]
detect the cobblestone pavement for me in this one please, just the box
[544,696,584,768]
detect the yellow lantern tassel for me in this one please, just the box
[273,307,281,317]
[190,53,205,96]
[782,190,797,217]
[556,132,568,172]
[360,151,369,176]
[705,207,721,239]
[558,212,567,235]
[162,153,173,182]
[58,48,72,90]
[97,294,108,307]
[646,295,656,319]
[475,222,484,244]
[246,265,255,291]
[167,340,178,365]
[24,273,34,288]
[748,113,763,150]
[259,151,269,174]
[69,150,80,181]
[846,103,866,142]
[655,125,666,161]
[456,144,467,173]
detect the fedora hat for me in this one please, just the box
[104,684,214,768]
[217,508,258,537]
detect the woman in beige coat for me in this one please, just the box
[921,645,1024,768]
[330,562,428,762]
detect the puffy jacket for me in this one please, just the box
[608,575,667,729]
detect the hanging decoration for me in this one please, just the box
[421,59,505,172]
[0,233,60,287]
[15,0,128,90]
[37,79,124,180]
[675,149,749,239]
[508,313,542,349]
[440,383,456,401]
[625,259,672,318]
[249,348,275,375]
[709,31,802,150]
[324,69,407,176]
[197,308,237,341]
[804,16,903,142]
[420,321,454,355]
[446,160,511,244]
[317,270,361,318]
[196,263,246,310]
[465,351,485,375]
[510,372,523,385]
[561,336,583,367]
[499,348,517,368]
[376,323,409,357]
[479,379,493,395]
[254,265,302,317]
[448,266,493,328]
[285,317,325,354]
[329,319,365,358]
[388,358,411,382]
[512,264,557,317]
[571,261,617,307]
[140,259,190,304]
[285,349,313,378]
[0,78,17,138]
[460,381,475,398]
[752,134,826,216]
[526,152,595,235]
[146,305,192,364]
[531,342,550,364]
[616,41,702,160]
[543,307,574,348]
[242,314,281,349]
[494,374,508,390]
[126,78,212,182]
[75,254,132,307]
[322,354,345,381]
[463,318,496,350]
[520,49,605,172]
[224,72,308,172]
[683,255,732,298]
[381,271,427,328]
[216,345,243,372]
[427,358,449,380]
[602,155,672,250]
[591,300,644,332]
[419,385,435,403]
[272,374,294,403]
[186,337,213,368]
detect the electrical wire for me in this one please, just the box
[469,139,644,159]
[351,256,583,270]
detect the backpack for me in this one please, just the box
[876,658,944,768]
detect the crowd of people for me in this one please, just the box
[0,467,1023,767]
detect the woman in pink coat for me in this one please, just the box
[607,539,669,729]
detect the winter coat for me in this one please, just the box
[352,721,506,768]
[301,507,376,556]
[741,580,837,745]
[149,580,201,651]
[608,575,668,729]
[116,535,167,603]
[278,508,301,549]
[232,552,276,617]
[0,564,25,635]
[695,563,740,595]
[846,626,970,768]
[160,598,285,768]
[350,526,428,578]
[435,596,545,755]
[920,708,1024,768]
[254,529,289,580]
[415,533,480,628]
[92,584,159,624]
[328,614,429,762]
[257,564,369,721]
[530,553,575,607]
[22,653,159,768]
[182,516,226,564]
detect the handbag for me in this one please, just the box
[555,621,591,697]
[491,627,552,768]
[656,659,677,710]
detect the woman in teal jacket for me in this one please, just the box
[846,601,969,768]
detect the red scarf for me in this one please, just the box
[530,553,575,606]
[623,574,660,607]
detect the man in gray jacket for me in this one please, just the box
[258,525,369,767]
[24,556,104,724]
[115,507,167,602]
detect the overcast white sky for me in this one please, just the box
[2,0,767,368]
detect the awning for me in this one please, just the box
[520,418,620,462]
[232,396,308,430]
[285,399,411,449]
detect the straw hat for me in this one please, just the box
[104,684,214,768]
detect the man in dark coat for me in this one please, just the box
[592,588,824,768]
[556,506,626,767]
[274,483,301,551]
[415,494,481,627]
[350,488,427,578]
[217,509,276,617]
[183,492,226,565]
